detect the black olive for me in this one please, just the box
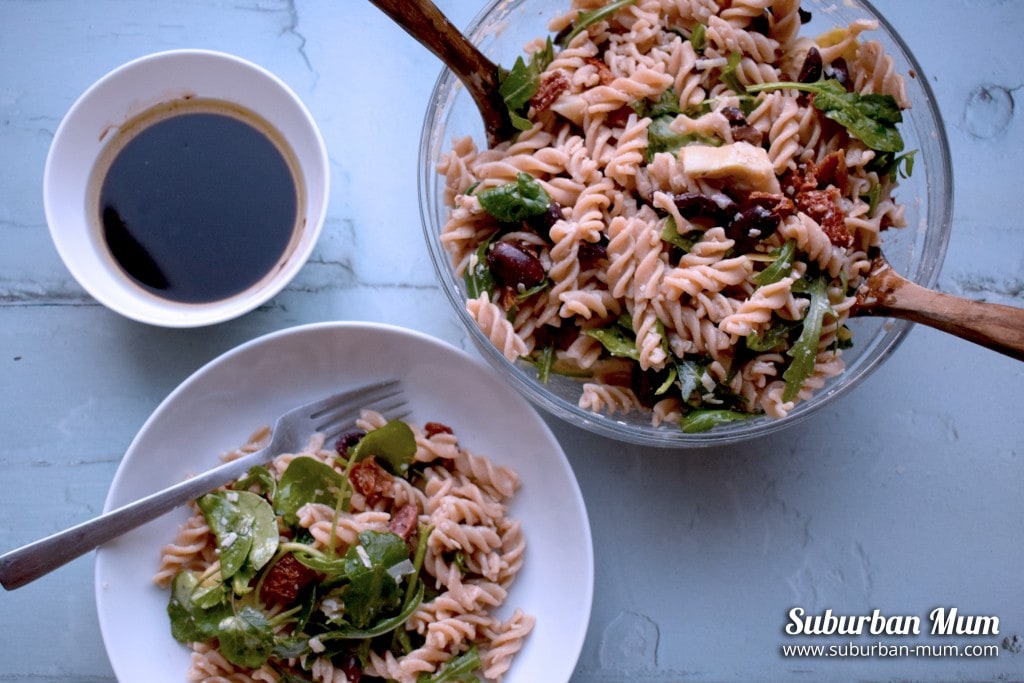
[827,57,850,89]
[727,205,778,250]
[798,47,823,84]
[630,365,673,408]
[721,106,749,127]
[335,430,366,455]
[672,192,738,226]
[487,240,546,289]
[578,240,608,272]
[525,201,564,243]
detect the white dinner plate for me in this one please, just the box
[94,321,593,682]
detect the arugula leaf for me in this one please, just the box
[748,79,904,153]
[680,409,751,433]
[690,23,706,52]
[860,183,882,216]
[477,172,552,223]
[498,38,554,131]
[745,317,795,352]
[217,606,276,669]
[585,322,640,360]
[870,149,916,181]
[349,419,417,475]
[720,51,746,96]
[752,239,797,285]
[631,88,680,119]
[558,0,637,48]
[465,234,497,299]
[675,358,708,404]
[660,215,699,252]
[322,582,425,640]
[782,275,831,402]
[655,365,678,396]
[418,644,483,682]
[275,456,348,527]
[532,344,555,383]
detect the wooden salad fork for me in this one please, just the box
[0,379,408,590]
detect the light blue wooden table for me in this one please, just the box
[1,1,1021,681]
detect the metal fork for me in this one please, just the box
[0,378,406,590]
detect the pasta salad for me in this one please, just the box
[436,0,915,432]
[155,410,533,682]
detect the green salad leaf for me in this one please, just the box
[752,239,797,286]
[340,531,412,629]
[217,606,276,668]
[631,87,680,119]
[646,116,721,161]
[349,418,417,475]
[660,215,699,252]
[498,38,554,131]
[745,317,795,352]
[275,456,348,526]
[478,172,551,223]
[465,234,497,299]
[675,357,708,404]
[719,51,746,96]
[680,409,751,433]
[197,490,278,587]
[419,644,483,682]
[585,316,640,360]
[748,79,905,153]
[782,275,831,401]
[558,0,637,48]
[167,571,232,644]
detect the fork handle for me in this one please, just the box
[0,445,270,591]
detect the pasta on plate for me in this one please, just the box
[436,0,914,432]
[155,410,533,683]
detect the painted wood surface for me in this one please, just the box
[1,1,1021,681]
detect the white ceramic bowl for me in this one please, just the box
[419,0,953,447]
[43,49,329,327]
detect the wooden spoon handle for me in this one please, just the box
[857,260,1024,361]
[367,0,512,145]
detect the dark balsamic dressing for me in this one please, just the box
[94,100,300,304]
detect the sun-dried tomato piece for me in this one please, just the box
[348,457,394,506]
[260,554,319,605]
[796,188,853,247]
[424,421,453,438]
[530,70,570,112]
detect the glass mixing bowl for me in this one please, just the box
[419,0,952,447]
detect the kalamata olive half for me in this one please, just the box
[525,201,564,239]
[672,192,738,226]
[826,57,850,89]
[728,205,777,241]
[487,240,546,289]
[721,106,749,127]
[798,46,822,84]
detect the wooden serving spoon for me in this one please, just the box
[370,0,1024,362]
[855,253,1024,361]
[368,0,515,146]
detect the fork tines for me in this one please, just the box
[309,379,408,441]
